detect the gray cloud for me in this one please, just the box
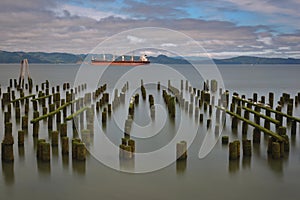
[0,0,299,58]
[0,0,58,12]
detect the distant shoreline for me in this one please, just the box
[1,50,300,64]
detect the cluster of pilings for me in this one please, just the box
[119,93,136,159]
[2,72,300,174]
[166,77,298,163]
[218,88,300,161]
[112,83,127,110]
[0,75,94,165]
[162,90,176,118]
[119,137,135,160]
[228,139,252,160]
[72,138,86,161]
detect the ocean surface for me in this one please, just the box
[0,63,300,200]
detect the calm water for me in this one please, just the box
[0,64,300,200]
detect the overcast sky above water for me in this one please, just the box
[0,0,300,58]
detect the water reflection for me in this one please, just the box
[242,156,251,169]
[228,159,240,174]
[291,134,296,147]
[119,157,135,171]
[2,162,15,186]
[102,123,107,132]
[37,160,51,176]
[33,137,38,150]
[176,159,187,174]
[267,155,283,176]
[51,146,59,160]
[253,143,261,157]
[18,146,25,162]
[72,160,86,175]
[62,154,69,171]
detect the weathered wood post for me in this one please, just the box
[176,141,187,160]
[242,139,252,156]
[222,136,229,144]
[21,115,28,131]
[2,122,14,162]
[253,127,261,144]
[229,141,239,160]
[231,116,238,131]
[61,137,69,155]
[18,130,25,146]
[51,131,59,146]
[60,123,67,137]
[272,142,281,159]
[72,138,79,159]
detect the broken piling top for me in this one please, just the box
[19,58,33,89]
[176,141,187,160]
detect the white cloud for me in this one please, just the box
[278,46,291,50]
[257,37,272,45]
[126,35,146,44]
[250,45,264,49]
[53,4,126,20]
[160,43,177,47]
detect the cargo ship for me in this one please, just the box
[91,55,150,66]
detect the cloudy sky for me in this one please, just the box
[0,0,300,58]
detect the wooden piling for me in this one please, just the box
[1,142,14,162]
[272,142,281,159]
[51,131,59,146]
[176,141,187,160]
[81,129,91,145]
[72,138,81,159]
[128,139,135,153]
[61,137,69,155]
[210,80,217,92]
[242,139,252,156]
[2,122,14,162]
[141,85,146,100]
[21,116,28,130]
[76,143,86,161]
[37,139,46,159]
[41,142,50,162]
[199,113,203,123]
[229,141,238,160]
[60,123,67,137]
[207,119,211,129]
[253,128,261,144]
[291,120,297,135]
[231,116,238,130]
[18,130,24,146]
[222,136,229,144]
[48,116,53,130]
[242,121,248,135]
